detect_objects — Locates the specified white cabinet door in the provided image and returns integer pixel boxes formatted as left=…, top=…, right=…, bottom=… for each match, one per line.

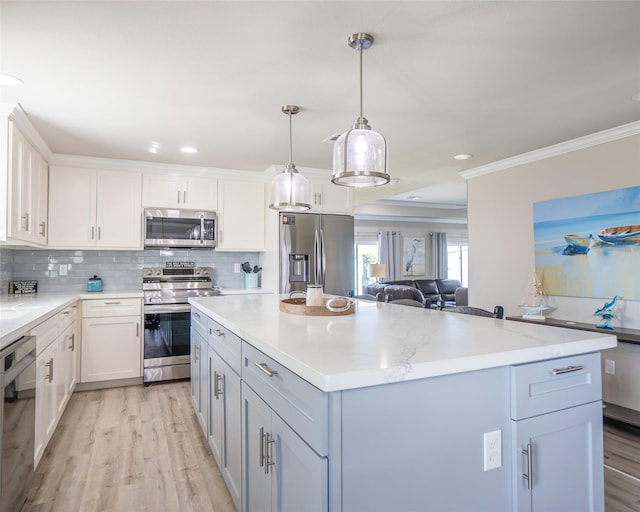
left=49, top=166, right=142, bottom=249
left=48, top=166, right=97, bottom=247
left=217, top=179, right=265, bottom=251
left=81, top=316, right=142, bottom=382
left=96, top=169, right=142, bottom=248
left=143, top=174, right=217, bottom=210
left=7, top=123, right=48, bottom=245
left=185, top=177, right=218, bottom=210
left=307, top=174, right=353, bottom=215
left=35, top=341, right=57, bottom=465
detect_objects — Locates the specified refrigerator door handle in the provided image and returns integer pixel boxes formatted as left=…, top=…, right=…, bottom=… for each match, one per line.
left=320, top=228, right=326, bottom=285
left=314, top=229, right=322, bottom=284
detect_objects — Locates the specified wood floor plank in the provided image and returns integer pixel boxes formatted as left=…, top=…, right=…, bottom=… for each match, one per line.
left=22, top=381, right=233, bottom=512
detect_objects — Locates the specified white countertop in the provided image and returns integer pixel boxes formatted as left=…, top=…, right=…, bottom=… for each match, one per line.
left=0, top=291, right=143, bottom=350
left=218, top=288, right=274, bottom=295
left=190, top=294, right=617, bottom=392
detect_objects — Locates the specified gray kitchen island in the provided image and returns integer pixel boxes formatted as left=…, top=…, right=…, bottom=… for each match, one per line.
left=190, top=294, right=617, bottom=512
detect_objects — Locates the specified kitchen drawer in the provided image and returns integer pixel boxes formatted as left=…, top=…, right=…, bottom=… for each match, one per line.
left=58, top=302, right=78, bottom=331
left=242, top=341, right=328, bottom=455
left=191, top=307, right=207, bottom=339
left=82, top=298, right=141, bottom=318
left=208, top=317, right=241, bottom=375
left=30, top=314, right=59, bottom=355
left=511, top=352, right=601, bottom=420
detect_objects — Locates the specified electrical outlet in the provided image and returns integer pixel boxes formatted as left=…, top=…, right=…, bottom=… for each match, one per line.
left=234, top=263, right=241, bottom=273
left=59, top=264, right=68, bottom=276
left=483, top=430, right=502, bottom=471
left=605, top=359, right=615, bottom=375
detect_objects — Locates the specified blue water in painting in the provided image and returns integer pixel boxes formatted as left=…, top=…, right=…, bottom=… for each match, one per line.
left=534, top=211, right=639, bottom=252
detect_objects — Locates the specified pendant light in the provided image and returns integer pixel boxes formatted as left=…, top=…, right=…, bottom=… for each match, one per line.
left=332, top=33, right=389, bottom=187
left=269, top=105, right=311, bottom=211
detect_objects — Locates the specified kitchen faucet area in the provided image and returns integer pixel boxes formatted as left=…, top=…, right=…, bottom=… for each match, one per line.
left=2, top=1, right=640, bottom=511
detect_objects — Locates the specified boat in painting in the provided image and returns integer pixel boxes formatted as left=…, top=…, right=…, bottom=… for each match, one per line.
left=563, top=234, right=593, bottom=254
left=598, top=225, right=640, bottom=244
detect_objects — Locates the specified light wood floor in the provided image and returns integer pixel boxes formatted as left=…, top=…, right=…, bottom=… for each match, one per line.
left=22, top=383, right=640, bottom=512
left=21, top=381, right=235, bottom=512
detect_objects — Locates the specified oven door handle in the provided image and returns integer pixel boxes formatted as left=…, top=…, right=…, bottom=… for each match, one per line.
left=144, top=304, right=192, bottom=314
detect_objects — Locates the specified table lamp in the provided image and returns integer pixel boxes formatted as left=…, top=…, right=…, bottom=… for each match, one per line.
left=369, top=263, right=387, bottom=283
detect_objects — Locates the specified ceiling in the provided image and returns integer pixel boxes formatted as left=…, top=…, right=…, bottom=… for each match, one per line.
left=1, top=1, right=639, bottom=208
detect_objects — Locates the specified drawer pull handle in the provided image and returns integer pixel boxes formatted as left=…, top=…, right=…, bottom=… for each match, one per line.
left=193, top=312, right=200, bottom=318
left=104, top=301, right=122, bottom=305
left=255, top=362, right=278, bottom=377
left=213, top=329, right=225, bottom=337
left=521, top=443, right=533, bottom=490
left=552, top=365, right=584, bottom=375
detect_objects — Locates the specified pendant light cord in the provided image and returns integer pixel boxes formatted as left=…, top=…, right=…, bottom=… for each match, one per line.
left=288, top=109, right=293, bottom=165
left=359, top=39, right=364, bottom=122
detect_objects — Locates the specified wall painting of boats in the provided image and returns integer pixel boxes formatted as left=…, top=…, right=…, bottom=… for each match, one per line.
left=533, top=185, right=640, bottom=300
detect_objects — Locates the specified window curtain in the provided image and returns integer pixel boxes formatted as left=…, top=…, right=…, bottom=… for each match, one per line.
left=378, top=231, right=401, bottom=282
left=430, top=232, right=448, bottom=279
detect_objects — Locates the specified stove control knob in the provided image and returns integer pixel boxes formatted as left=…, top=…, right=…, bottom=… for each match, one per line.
left=195, top=269, right=201, bottom=275
left=155, top=270, right=162, bottom=276
left=202, top=268, right=210, bottom=275
left=143, top=269, right=153, bottom=277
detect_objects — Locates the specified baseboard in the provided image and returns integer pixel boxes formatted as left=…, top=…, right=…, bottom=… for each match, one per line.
left=74, top=377, right=143, bottom=392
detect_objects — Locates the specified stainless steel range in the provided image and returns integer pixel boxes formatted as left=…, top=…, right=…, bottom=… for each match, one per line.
left=143, top=265, right=219, bottom=383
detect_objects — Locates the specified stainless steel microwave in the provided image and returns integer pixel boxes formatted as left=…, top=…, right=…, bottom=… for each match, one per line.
left=144, top=208, right=217, bottom=248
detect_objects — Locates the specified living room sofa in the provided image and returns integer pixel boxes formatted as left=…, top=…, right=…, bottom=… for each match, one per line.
left=364, top=278, right=463, bottom=307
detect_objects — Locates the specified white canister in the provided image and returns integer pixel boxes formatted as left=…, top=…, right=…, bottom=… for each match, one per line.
left=306, top=284, right=324, bottom=307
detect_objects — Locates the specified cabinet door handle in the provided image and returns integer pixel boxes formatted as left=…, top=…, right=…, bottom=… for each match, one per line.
left=255, top=362, right=278, bottom=377
left=183, top=190, right=187, bottom=204
left=551, top=365, right=584, bottom=375
left=97, top=226, right=101, bottom=241
left=265, top=432, right=275, bottom=474
left=178, top=190, right=181, bottom=204
left=136, top=322, right=139, bottom=337
left=45, top=357, right=54, bottom=383
left=521, top=443, right=533, bottom=490
left=39, top=221, right=46, bottom=237
left=21, top=212, right=29, bottom=231
left=68, top=333, right=75, bottom=351
left=259, top=426, right=266, bottom=468
left=91, top=226, right=95, bottom=240
left=213, top=371, right=224, bottom=399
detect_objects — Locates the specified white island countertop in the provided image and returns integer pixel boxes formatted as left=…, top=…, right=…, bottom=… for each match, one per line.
left=1, top=291, right=143, bottom=350
left=190, top=294, right=617, bottom=392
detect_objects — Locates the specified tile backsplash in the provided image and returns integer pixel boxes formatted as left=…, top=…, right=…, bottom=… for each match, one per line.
left=5, top=248, right=258, bottom=293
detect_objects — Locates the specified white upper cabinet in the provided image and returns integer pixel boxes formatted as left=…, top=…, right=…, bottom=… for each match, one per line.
left=142, top=173, right=218, bottom=210
left=305, top=172, right=353, bottom=215
left=48, top=166, right=142, bottom=249
left=216, top=178, right=265, bottom=251
left=7, top=121, right=49, bottom=245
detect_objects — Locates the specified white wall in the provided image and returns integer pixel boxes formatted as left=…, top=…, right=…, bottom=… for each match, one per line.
left=466, top=130, right=640, bottom=411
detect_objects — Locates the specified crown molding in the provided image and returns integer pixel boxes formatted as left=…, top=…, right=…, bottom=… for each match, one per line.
left=2, top=103, right=52, bottom=159
left=460, top=120, right=640, bottom=180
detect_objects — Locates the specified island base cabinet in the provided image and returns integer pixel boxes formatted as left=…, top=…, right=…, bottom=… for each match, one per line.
left=241, top=382, right=328, bottom=512
left=208, top=350, right=241, bottom=511
left=512, top=401, right=604, bottom=512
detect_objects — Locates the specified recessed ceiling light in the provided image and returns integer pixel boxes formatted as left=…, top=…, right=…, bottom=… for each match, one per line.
left=407, top=195, right=422, bottom=201
left=454, top=153, right=473, bottom=160
left=0, top=73, right=24, bottom=86
left=180, top=146, right=198, bottom=154
left=148, top=141, right=161, bottom=154
left=389, top=178, right=400, bottom=185
left=632, top=91, right=640, bottom=101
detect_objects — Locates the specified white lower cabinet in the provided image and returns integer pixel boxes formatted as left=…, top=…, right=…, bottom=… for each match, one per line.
left=190, top=326, right=208, bottom=434
left=81, top=298, right=142, bottom=383
left=32, top=302, right=79, bottom=466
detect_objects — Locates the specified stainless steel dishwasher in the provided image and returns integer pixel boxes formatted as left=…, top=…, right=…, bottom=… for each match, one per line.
left=0, top=335, right=36, bottom=512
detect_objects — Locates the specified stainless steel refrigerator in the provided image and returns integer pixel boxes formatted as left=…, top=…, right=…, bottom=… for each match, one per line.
left=279, top=212, right=354, bottom=297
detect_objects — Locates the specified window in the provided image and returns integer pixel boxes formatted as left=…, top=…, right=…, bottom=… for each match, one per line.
left=447, top=242, right=468, bottom=286
left=356, top=242, right=379, bottom=295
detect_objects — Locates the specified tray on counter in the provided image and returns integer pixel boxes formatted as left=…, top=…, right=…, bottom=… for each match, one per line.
left=279, top=297, right=355, bottom=316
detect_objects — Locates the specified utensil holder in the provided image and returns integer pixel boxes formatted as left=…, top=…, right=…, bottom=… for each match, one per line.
left=245, top=273, right=259, bottom=289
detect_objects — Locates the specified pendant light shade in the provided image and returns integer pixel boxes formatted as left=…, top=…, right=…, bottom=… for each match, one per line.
left=269, top=105, right=311, bottom=211
left=332, top=33, right=389, bottom=188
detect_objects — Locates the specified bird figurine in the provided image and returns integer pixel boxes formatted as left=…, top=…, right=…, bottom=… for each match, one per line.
left=594, top=296, right=619, bottom=330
